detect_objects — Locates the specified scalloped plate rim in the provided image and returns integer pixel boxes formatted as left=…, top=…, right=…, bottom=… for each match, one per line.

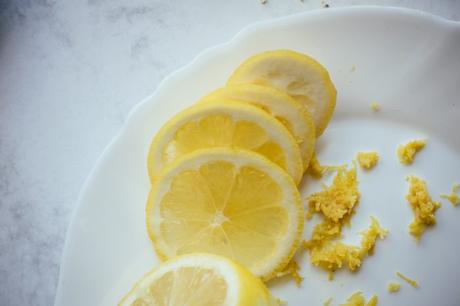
left=55, top=6, right=460, bottom=306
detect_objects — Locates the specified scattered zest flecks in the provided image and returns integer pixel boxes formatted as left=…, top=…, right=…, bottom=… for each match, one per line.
left=406, top=176, right=441, bottom=240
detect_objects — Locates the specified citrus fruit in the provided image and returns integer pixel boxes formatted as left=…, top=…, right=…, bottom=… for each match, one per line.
left=201, top=84, right=315, bottom=171
left=228, top=49, right=337, bottom=136
left=146, top=148, right=303, bottom=280
left=148, top=100, right=303, bottom=184
left=119, top=253, right=279, bottom=306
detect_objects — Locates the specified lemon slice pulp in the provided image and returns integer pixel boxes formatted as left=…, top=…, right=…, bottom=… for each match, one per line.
left=201, top=84, right=315, bottom=171
left=148, top=100, right=303, bottom=184
left=119, top=253, right=279, bottom=306
left=146, top=148, right=303, bottom=280
left=228, top=49, right=337, bottom=136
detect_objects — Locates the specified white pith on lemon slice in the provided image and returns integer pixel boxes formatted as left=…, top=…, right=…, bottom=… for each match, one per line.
left=146, top=148, right=304, bottom=280
left=200, top=84, right=315, bottom=171
left=227, top=49, right=337, bottom=136
left=119, top=253, right=280, bottom=306
left=147, top=100, right=303, bottom=184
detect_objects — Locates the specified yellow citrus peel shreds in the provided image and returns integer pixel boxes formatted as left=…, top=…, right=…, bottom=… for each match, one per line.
left=305, top=218, right=388, bottom=272
left=356, top=152, right=379, bottom=170
left=307, top=153, right=346, bottom=179
left=304, top=165, right=388, bottom=274
left=308, top=241, right=361, bottom=272
left=274, top=259, right=303, bottom=287
left=406, top=176, right=441, bottom=240
left=370, top=102, right=380, bottom=112
left=396, top=272, right=419, bottom=288
left=387, top=282, right=401, bottom=293
left=397, top=139, right=426, bottom=165
left=441, top=183, right=460, bottom=206
left=307, top=165, right=360, bottom=222
left=359, top=217, right=389, bottom=257
left=340, top=292, right=378, bottom=306
left=323, top=297, right=333, bottom=306
left=307, top=153, right=326, bottom=178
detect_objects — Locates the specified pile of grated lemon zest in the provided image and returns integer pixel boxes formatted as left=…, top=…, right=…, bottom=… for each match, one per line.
left=406, top=176, right=441, bottom=240
left=309, top=241, right=362, bottom=272
left=307, top=165, right=360, bottom=223
left=275, top=259, right=303, bottom=287
left=396, top=272, right=419, bottom=288
left=304, top=221, right=342, bottom=248
left=370, top=102, right=380, bottom=112
left=356, top=152, right=379, bottom=170
left=340, top=292, right=378, bottom=306
left=305, top=217, right=387, bottom=274
left=397, top=139, right=426, bottom=165
left=440, top=183, right=460, bottom=206
left=304, top=164, right=388, bottom=274
left=387, top=282, right=401, bottom=293
left=324, top=297, right=333, bottom=306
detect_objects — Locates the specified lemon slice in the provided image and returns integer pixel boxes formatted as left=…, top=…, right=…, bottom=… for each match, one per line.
left=201, top=84, right=315, bottom=171
left=148, top=100, right=303, bottom=184
left=119, top=253, right=279, bottom=306
left=228, top=49, right=337, bottom=136
left=146, top=148, right=303, bottom=280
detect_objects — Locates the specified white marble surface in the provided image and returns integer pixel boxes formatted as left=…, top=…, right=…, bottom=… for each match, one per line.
left=0, top=1, right=458, bottom=305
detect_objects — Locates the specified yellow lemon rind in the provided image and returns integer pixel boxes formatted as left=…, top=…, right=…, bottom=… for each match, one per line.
left=199, top=83, right=316, bottom=171
left=146, top=148, right=304, bottom=281
left=119, top=253, right=277, bottom=306
left=147, top=100, right=303, bottom=184
left=228, top=49, right=336, bottom=136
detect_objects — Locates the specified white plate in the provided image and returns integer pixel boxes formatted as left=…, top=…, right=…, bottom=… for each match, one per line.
left=55, top=7, right=460, bottom=306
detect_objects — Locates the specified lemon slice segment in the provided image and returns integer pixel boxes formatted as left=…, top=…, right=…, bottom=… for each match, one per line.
left=228, top=49, right=337, bottom=136
left=119, top=253, right=279, bottom=306
left=201, top=84, right=315, bottom=171
left=148, top=100, right=303, bottom=184
left=146, top=148, right=303, bottom=280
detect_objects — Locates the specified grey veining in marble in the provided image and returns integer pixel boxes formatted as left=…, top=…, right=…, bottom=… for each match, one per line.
left=0, top=0, right=458, bottom=305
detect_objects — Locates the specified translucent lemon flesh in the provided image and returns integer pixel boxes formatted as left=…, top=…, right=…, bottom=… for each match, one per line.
left=228, top=49, right=337, bottom=136
left=119, top=253, right=278, bottom=306
left=148, top=100, right=303, bottom=184
left=147, top=149, right=303, bottom=280
left=201, top=84, right=315, bottom=171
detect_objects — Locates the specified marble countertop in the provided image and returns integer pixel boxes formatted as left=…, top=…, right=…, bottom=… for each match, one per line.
left=0, top=1, right=458, bottom=305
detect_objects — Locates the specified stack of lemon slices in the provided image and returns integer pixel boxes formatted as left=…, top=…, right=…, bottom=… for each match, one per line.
left=120, top=50, right=337, bottom=306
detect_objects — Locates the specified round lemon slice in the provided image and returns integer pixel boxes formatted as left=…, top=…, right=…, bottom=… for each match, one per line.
left=227, top=49, right=337, bottom=136
left=119, top=253, right=279, bottom=306
left=146, top=148, right=304, bottom=280
left=201, top=84, right=315, bottom=171
left=148, top=100, right=303, bottom=184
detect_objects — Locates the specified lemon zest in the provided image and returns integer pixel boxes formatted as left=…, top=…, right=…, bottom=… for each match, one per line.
left=387, top=282, right=401, bottom=293
left=356, top=152, right=379, bottom=170
left=370, top=102, right=380, bottom=112
left=307, top=165, right=360, bottom=223
left=307, top=153, right=345, bottom=179
left=406, top=176, right=441, bottom=240
left=396, top=272, right=419, bottom=288
left=397, top=139, right=426, bottom=165
left=340, top=292, right=378, bottom=306
left=440, top=183, right=460, bottom=206
left=275, top=259, right=303, bottom=287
